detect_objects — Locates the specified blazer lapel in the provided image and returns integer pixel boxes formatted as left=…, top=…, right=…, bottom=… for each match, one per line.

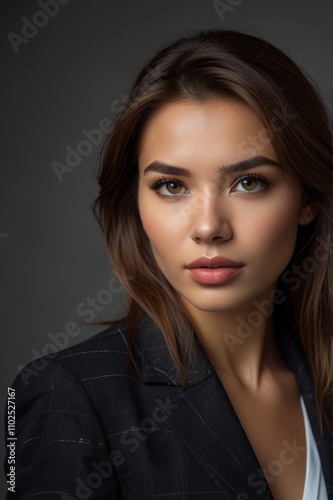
left=134, top=313, right=273, bottom=497
left=134, top=309, right=333, bottom=497
left=276, top=311, right=333, bottom=497
left=162, top=374, right=273, bottom=498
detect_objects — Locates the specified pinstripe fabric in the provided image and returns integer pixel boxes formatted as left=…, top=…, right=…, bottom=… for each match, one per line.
left=4, top=309, right=333, bottom=499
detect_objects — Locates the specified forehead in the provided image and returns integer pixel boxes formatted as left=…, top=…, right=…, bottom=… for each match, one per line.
left=138, top=99, right=277, bottom=169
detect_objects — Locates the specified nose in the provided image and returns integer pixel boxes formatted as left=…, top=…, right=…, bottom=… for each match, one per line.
left=189, top=195, right=232, bottom=244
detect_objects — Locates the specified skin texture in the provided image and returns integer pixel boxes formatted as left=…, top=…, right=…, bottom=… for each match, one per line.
left=138, top=98, right=317, bottom=380
left=137, top=99, right=318, bottom=500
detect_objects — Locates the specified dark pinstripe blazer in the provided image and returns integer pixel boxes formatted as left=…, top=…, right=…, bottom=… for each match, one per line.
left=4, top=309, right=333, bottom=499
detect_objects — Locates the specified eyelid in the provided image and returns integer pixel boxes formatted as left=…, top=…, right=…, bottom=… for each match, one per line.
left=230, top=172, right=273, bottom=193
left=148, top=176, right=189, bottom=196
left=148, top=172, right=273, bottom=198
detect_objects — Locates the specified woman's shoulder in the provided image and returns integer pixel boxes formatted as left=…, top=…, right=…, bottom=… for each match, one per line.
left=12, top=311, right=173, bottom=403
left=12, top=316, right=135, bottom=399
left=7, top=320, right=132, bottom=498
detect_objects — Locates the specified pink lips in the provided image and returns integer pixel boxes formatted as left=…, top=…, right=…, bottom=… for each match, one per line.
left=185, top=256, right=244, bottom=285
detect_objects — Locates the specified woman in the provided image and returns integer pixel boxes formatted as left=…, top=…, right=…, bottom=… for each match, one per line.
left=6, top=30, right=333, bottom=499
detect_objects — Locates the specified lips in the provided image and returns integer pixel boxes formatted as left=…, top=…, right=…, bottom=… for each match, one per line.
left=186, top=256, right=244, bottom=269
left=185, top=257, right=244, bottom=285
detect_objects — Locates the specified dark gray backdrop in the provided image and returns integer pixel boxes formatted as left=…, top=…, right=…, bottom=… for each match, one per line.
left=1, top=0, right=333, bottom=495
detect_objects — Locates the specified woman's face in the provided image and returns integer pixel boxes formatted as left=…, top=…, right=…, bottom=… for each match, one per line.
left=137, top=99, right=315, bottom=315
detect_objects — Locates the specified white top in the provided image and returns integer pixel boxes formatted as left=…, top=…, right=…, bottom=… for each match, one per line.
left=300, top=396, right=328, bottom=499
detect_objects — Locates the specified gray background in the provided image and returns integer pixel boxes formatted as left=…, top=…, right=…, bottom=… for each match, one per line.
left=1, top=0, right=333, bottom=495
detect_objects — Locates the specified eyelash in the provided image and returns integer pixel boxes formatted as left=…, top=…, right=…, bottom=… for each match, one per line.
left=148, top=173, right=273, bottom=199
left=148, top=177, right=187, bottom=199
left=232, top=173, right=273, bottom=193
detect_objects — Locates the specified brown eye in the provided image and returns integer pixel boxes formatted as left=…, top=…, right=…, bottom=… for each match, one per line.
left=165, top=181, right=183, bottom=194
left=241, top=178, right=259, bottom=191
left=233, top=175, right=268, bottom=193
left=153, top=179, right=187, bottom=198
left=150, top=177, right=188, bottom=198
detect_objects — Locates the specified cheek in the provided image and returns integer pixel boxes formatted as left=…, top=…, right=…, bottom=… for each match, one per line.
left=242, top=197, right=301, bottom=266
left=138, top=192, right=185, bottom=252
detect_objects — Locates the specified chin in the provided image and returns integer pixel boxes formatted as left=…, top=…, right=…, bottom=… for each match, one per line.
left=178, top=292, right=249, bottom=314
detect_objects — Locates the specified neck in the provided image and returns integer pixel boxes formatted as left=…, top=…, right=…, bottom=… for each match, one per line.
left=181, top=297, right=286, bottom=391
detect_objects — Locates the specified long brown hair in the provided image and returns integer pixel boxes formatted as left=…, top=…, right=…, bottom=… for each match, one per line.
left=93, top=30, right=333, bottom=430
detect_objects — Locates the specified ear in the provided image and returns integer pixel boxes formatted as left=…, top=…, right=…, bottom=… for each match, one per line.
left=298, top=195, right=319, bottom=225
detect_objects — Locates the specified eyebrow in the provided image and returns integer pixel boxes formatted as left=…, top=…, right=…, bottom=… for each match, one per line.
left=143, top=155, right=280, bottom=177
